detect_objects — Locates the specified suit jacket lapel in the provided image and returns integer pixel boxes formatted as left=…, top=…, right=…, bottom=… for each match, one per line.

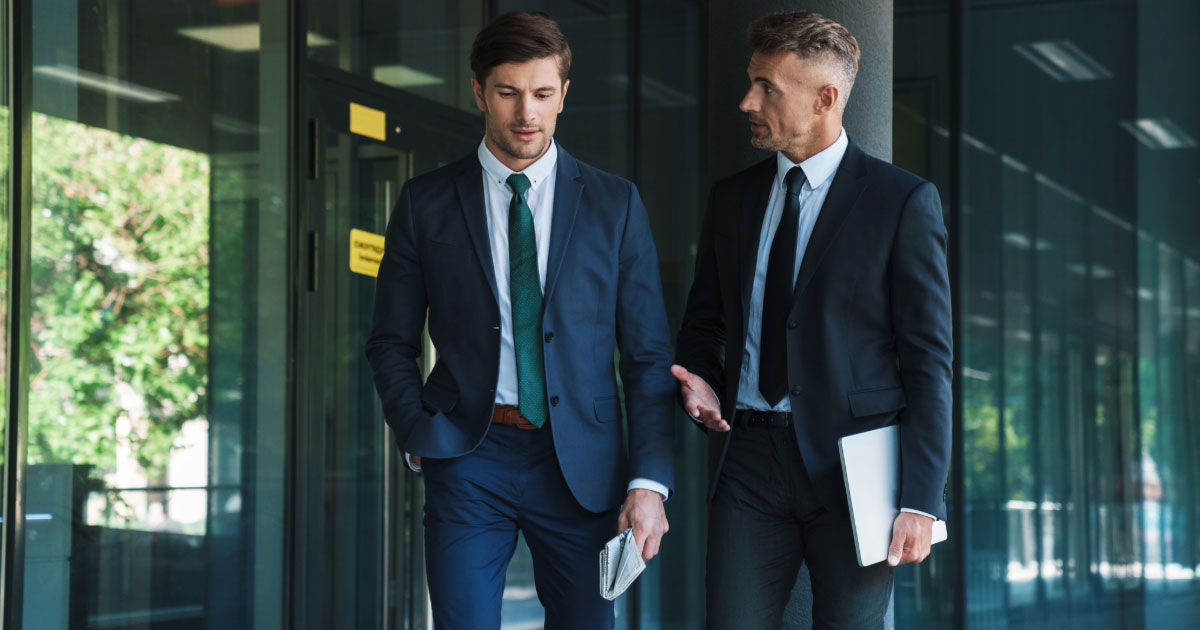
left=738, top=158, right=776, bottom=328
left=543, top=147, right=583, bottom=306
left=790, top=140, right=870, bottom=305
left=453, top=159, right=500, bottom=304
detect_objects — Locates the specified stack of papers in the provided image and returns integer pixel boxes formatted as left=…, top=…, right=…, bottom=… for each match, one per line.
left=599, top=527, right=645, bottom=600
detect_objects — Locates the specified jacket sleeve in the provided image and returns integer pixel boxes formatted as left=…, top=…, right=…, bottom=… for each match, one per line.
left=674, top=186, right=728, bottom=421
left=365, top=182, right=429, bottom=453
left=616, top=183, right=677, bottom=493
left=890, top=180, right=954, bottom=520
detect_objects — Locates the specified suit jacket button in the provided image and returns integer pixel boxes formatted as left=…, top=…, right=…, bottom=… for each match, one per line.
left=790, top=386, right=803, bottom=396
left=788, top=320, right=798, bottom=329
left=550, top=396, right=560, bottom=406
left=544, top=332, right=554, bottom=342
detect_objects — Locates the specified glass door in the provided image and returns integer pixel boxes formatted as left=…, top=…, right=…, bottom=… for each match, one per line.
left=295, top=63, right=479, bottom=630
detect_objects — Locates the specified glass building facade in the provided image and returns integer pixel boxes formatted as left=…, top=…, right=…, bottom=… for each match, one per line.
left=0, top=1, right=1195, bottom=629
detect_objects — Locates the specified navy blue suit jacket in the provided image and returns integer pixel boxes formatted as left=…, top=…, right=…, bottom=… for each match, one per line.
left=676, top=140, right=953, bottom=520
left=366, top=145, right=676, bottom=513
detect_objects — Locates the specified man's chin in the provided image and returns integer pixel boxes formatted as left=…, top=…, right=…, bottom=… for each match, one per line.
left=749, top=136, right=777, bottom=151
left=500, top=139, right=548, bottom=160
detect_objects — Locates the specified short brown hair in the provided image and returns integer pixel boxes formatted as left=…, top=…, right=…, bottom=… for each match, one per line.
left=748, top=11, right=860, bottom=102
left=470, top=11, right=572, bottom=85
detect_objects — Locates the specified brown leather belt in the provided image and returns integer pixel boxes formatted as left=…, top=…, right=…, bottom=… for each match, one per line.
left=492, top=404, right=539, bottom=430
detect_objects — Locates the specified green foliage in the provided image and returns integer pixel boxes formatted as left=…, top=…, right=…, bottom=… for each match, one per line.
left=28, top=113, right=210, bottom=482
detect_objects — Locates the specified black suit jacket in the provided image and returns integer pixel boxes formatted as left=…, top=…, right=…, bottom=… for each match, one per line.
left=676, top=140, right=953, bottom=520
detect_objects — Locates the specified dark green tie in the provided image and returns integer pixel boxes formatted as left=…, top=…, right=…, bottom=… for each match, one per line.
left=506, top=173, right=548, bottom=427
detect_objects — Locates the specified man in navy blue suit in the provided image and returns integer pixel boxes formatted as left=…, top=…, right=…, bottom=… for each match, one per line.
left=672, top=11, right=952, bottom=629
left=366, top=11, right=675, bottom=630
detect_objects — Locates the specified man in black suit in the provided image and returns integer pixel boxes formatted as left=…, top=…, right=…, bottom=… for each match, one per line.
left=671, top=11, right=952, bottom=629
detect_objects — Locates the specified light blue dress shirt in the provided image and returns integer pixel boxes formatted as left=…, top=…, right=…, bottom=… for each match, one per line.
left=736, top=128, right=848, bottom=412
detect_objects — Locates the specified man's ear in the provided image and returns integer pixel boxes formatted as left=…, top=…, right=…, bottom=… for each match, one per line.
left=472, top=77, right=487, bottom=113
left=816, top=84, right=839, bottom=115
left=558, top=79, right=570, bottom=114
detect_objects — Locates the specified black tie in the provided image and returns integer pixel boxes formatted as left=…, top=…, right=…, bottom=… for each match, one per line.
left=758, top=166, right=807, bottom=407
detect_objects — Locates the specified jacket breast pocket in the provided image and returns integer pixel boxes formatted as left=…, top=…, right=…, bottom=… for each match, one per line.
left=847, top=386, right=906, bottom=418
left=427, top=238, right=472, bottom=252
left=593, top=396, right=620, bottom=423
left=421, top=378, right=459, bottom=415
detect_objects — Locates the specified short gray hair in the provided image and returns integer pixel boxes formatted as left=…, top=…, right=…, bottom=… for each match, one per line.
left=747, top=11, right=860, bottom=111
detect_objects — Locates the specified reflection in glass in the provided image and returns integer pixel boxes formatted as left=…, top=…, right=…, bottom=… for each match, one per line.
left=23, top=1, right=287, bottom=627
left=307, top=0, right=485, bottom=113
left=896, top=0, right=1200, bottom=626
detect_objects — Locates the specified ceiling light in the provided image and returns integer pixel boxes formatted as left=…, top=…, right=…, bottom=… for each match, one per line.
left=179, top=23, right=335, bottom=52
left=1003, top=233, right=1031, bottom=249
left=961, top=133, right=996, bottom=155
left=34, top=64, right=180, bottom=103
left=212, top=113, right=262, bottom=135
left=1013, top=40, right=1112, bottom=82
left=372, top=64, right=444, bottom=88
left=962, top=367, right=992, bottom=382
left=1120, top=117, right=1197, bottom=150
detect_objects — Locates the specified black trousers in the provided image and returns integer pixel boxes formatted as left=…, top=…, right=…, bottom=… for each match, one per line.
left=706, top=423, right=893, bottom=630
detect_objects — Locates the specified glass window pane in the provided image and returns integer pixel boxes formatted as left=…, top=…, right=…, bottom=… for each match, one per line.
left=307, top=0, right=485, bottom=113
left=898, top=0, right=1200, bottom=626
left=0, top=0, right=8, bottom=589
left=23, top=1, right=288, bottom=628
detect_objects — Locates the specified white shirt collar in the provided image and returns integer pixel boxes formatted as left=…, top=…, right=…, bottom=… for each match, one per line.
left=477, top=138, right=559, bottom=192
left=774, top=127, right=848, bottom=191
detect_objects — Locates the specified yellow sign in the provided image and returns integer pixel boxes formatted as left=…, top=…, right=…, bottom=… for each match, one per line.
left=350, top=229, right=386, bottom=277
left=349, top=102, right=387, bottom=141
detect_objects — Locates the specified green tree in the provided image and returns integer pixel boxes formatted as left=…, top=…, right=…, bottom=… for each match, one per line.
left=28, top=113, right=209, bottom=485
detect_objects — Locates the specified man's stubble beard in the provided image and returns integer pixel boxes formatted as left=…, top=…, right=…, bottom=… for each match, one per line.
left=749, top=126, right=805, bottom=154
left=485, top=111, right=551, bottom=162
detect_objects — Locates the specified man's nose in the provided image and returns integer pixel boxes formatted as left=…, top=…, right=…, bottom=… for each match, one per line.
left=515, top=95, right=537, bottom=124
left=738, top=89, right=757, bottom=113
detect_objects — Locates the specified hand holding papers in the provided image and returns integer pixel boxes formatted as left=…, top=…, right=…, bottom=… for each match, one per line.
left=599, top=527, right=645, bottom=600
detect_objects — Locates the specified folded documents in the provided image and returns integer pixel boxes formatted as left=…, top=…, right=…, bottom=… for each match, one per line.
left=839, top=425, right=948, bottom=566
left=599, top=527, right=645, bottom=600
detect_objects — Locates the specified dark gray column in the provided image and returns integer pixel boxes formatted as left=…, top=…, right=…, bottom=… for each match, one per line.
left=707, top=0, right=893, bottom=184
left=704, top=2, right=894, bottom=629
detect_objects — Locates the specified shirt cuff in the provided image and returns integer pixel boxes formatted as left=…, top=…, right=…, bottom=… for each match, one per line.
left=900, top=507, right=937, bottom=520
left=628, top=478, right=669, bottom=501
left=404, top=452, right=421, bottom=472
left=685, top=382, right=723, bottom=426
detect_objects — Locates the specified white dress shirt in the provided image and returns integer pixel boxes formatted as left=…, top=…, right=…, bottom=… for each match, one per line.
left=408, top=139, right=668, bottom=501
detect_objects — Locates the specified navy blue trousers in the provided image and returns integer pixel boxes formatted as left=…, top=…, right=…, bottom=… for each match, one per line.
left=422, top=423, right=617, bottom=629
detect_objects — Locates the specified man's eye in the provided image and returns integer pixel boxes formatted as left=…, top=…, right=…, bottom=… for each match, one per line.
left=499, top=91, right=515, bottom=97
left=764, top=85, right=775, bottom=94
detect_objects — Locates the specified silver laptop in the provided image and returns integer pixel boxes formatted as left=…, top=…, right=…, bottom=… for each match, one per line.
left=838, top=425, right=948, bottom=567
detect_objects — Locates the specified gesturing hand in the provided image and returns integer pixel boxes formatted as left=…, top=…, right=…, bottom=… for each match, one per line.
left=618, top=488, right=669, bottom=562
left=670, top=364, right=729, bottom=432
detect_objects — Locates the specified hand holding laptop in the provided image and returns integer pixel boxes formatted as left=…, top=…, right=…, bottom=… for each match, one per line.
left=887, top=511, right=939, bottom=566
left=839, top=425, right=948, bottom=567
